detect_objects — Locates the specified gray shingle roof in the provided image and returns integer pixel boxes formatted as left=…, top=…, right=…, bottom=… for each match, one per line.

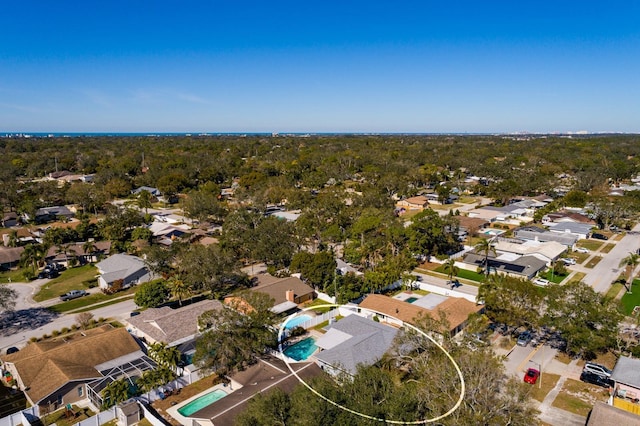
left=314, top=315, right=397, bottom=375
left=611, top=356, right=640, bottom=389
left=96, top=253, right=146, bottom=276
left=513, top=229, right=578, bottom=246
left=126, top=300, right=223, bottom=346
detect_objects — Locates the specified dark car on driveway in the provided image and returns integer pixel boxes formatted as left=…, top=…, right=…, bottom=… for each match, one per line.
left=580, top=371, right=614, bottom=388
left=591, top=233, right=608, bottom=240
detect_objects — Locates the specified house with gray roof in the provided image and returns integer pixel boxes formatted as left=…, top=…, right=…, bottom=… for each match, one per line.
left=611, top=356, right=640, bottom=403
left=125, top=300, right=222, bottom=348
left=462, top=251, right=547, bottom=280
left=313, top=314, right=397, bottom=376
left=547, top=222, right=593, bottom=240
left=132, top=186, right=161, bottom=197
left=513, top=228, right=578, bottom=247
left=96, top=253, right=152, bottom=290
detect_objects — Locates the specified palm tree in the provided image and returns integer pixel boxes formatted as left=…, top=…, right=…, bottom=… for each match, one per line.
left=475, top=238, right=497, bottom=277
left=101, top=378, right=132, bottom=409
left=20, top=243, right=45, bottom=271
left=443, top=258, right=459, bottom=284
left=619, top=252, right=640, bottom=293
left=168, top=275, right=191, bottom=306
left=82, top=240, right=98, bottom=263
left=136, top=370, right=159, bottom=394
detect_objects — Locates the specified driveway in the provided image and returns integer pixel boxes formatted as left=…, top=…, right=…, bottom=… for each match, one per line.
left=582, top=224, right=640, bottom=293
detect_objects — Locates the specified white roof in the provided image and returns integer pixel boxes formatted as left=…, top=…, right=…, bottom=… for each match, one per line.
left=315, top=328, right=352, bottom=350
left=494, top=239, right=566, bottom=260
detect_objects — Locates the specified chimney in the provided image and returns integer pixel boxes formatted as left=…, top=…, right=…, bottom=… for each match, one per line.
left=285, top=289, right=295, bottom=303
left=2, top=234, right=9, bottom=247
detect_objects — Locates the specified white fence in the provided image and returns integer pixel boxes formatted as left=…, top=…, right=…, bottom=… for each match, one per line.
left=74, top=407, right=116, bottom=426
left=0, top=406, right=38, bottom=426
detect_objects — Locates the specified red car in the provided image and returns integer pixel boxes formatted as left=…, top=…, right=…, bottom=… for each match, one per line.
left=524, top=368, right=540, bottom=385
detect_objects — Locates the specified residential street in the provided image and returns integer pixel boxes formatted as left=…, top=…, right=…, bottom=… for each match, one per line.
left=580, top=223, right=640, bottom=293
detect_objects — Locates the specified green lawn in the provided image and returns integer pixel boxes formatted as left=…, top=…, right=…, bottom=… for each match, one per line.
left=541, top=270, right=567, bottom=284
left=0, top=268, right=28, bottom=284
left=302, top=298, right=336, bottom=313
left=584, top=256, right=603, bottom=269
left=33, top=265, right=98, bottom=302
left=434, top=266, right=485, bottom=283
left=49, top=287, right=137, bottom=314
left=620, top=280, right=640, bottom=315
left=600, top=243, right=615, bottom=254
left=606, top=283, right=624, bottom=300
left=578, top=240, right=604, bottom=251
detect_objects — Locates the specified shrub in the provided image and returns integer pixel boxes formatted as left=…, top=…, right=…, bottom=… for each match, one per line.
left=30, top=337, right=38, bottom=343
left=98, top=317, right=105, bottom=323
left=51, top=330, right=60, bottom=337
left=42, top=334, right=50, bottom=340
left=61, top=327, right=70, bottom=334
left=71, top=324, right=79, bottom=330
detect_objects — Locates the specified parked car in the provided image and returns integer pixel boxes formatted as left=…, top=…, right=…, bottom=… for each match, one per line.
left=517, top=331, right=533, bottom=347
left=38, top=269, right=59, bottom=279
left=583, top=362, right=612, bottom=378
left=561, top=258, right=576, bottom=265
left=580, top=371, right=614, bottom=388
left=60, top=290, right=88, bottom=301
left=591, top=233, right=608, bottom=240
left=524, top=368, right=540, bottom=385
left=5, top=347, right=19, bottom=355
left=575, top=247, right=589, bottom=254
left=533, top=278, right=550, bottom=287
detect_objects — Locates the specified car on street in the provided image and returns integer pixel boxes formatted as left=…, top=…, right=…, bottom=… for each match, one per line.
left=575, top=247, right=589, bottom=254
left=524, top=368, right=540, bottom=385
left=580, top=371, right=614, bottom=388
left=591, top=233, right=608, bottom=240
left=5, top=347, right=19, bottom=355
left=583, top=362, right=612, bottom=378
left=532, top=278, right=549, bottom=287
left=60, top=290, right=88, bottom=301
left=517, top=331, right=533, bottom=347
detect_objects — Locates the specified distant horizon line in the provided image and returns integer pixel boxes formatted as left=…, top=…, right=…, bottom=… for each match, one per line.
left=2, top=131, right=639, bottom=138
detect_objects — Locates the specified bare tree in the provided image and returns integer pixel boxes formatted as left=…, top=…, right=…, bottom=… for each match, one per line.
left=76, top=312, right=94, bottom=330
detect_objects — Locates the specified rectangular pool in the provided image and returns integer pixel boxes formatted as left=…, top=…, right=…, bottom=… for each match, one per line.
left=177, top=389, right=228, bottom=416
left=406, top=297, right=419, bottom=303
left=284, top=314, right=312, bottom=329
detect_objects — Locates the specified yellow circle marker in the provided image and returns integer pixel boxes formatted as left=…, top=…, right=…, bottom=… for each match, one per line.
left=278, top=304, right=465, bottom=424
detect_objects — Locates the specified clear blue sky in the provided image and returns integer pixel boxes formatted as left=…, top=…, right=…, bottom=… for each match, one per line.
left=1, top=1, right=639, bottom=133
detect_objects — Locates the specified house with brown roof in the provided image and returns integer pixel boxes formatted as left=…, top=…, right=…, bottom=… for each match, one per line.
left=0, top=246, right=24, bottom=270
left=359, top=294, right=484, bottom=336
left=396, top=195, right=429, bottom=211
left=45, top=241, right=111, bottom=266
left=0, top=325, right=154, bottom=413
left=243, top=274, right=315, bottom=314
left=125, top=299, right=223, bottom=371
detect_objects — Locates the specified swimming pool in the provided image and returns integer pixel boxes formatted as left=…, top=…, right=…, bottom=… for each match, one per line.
left=406, top=297, right=419, bottom=303
left=284, top=314, right=312, bottom=329
left=178, top=389, right=228, bottom=416
left=284, top=337, right=317, bottom=361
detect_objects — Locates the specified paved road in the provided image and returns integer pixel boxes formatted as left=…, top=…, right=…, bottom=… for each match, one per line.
left=0, top=279, right=137, bottom=353
left=581, top=224, right=640, bottom=293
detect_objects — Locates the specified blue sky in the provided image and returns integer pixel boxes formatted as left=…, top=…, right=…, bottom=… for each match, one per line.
left=1, top=1, right=639, bottom=133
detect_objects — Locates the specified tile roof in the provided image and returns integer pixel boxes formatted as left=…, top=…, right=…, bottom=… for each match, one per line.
left=125, top=300, right=223, bottom=345
left=0, top=326, right=141, bottom=404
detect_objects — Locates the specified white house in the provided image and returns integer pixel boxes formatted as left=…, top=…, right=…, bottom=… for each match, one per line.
left=96, top=253, right=153, bottom=290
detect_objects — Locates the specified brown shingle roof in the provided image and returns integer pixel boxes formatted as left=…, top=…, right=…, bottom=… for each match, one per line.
left=125, top=300, right=223, bottom=345
left=250, top=276, right=314, bottom=305
left=0, top=325, right=141, bottom=404
left=359, top=294, right=483, bottom=333
left=0, top=247, right=24, bottom=265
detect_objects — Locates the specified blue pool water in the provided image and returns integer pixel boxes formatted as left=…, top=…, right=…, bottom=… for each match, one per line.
left=178, top=389, right=228, bottom=416
left=284, top=314, right=312, bottom=329
left=284, top=337, right=317, bottom=361
left=406, top=297, right=419, bottom=303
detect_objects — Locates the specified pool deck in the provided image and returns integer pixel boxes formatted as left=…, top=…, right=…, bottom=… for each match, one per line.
left=175, top=356, right=324, bottom=425
left=392, top=291, right=422, bottom=303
